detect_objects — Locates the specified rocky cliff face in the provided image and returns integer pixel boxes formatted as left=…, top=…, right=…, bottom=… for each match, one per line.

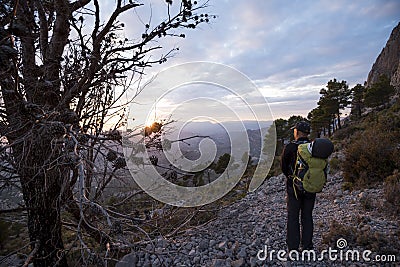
left=366, top=22, right=400, bottom=91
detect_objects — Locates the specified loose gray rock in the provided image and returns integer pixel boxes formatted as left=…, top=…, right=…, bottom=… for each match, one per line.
left=232, top=258, right=245, bottom=267
left=211, top=258, right=226, bottom=267
left=114, top=173, right=399, bottom=267
left=238, top=247, right=247, bottom=258
left=199, top=239, right=209, bottom=251
left=116, top=253, right=139, bottom=267
left=188, top=248, right=196, bottom=256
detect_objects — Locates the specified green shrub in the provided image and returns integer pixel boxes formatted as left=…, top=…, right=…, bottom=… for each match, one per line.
left=359, top=194, right=374, bottom=211
left=322, top=220, right=356, bottom=248
left=343, top=104, right=400, bottom=186
left=341, top=181, right=353, bottom=191
left=328, top=156, right=341, bottom=173
left=322, top=219, right=399, bottom=254
left=384, top=170, right=400, bottom=215
left=343, top=128, right=397, bottom=187
left=213, top=153, right=231, bottom=174
left=267, top=156, right=281, bottom=178
left=332, top=124, right=361, bottom=140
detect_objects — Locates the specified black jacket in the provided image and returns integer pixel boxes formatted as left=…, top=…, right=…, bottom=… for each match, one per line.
left=281, top=137, right=310, bottom=187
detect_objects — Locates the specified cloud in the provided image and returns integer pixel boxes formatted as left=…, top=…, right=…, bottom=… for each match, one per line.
left=119, top=0, right=400, bottom=120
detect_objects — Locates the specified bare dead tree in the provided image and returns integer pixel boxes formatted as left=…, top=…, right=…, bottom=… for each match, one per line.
left=0, top=0, right=213, bottom=266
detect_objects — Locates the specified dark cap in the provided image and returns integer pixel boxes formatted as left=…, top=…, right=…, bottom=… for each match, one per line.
left=291, top=121, right=311, bottom=134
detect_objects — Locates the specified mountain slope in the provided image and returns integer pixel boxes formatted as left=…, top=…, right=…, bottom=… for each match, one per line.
left=116, top=173, right=400, bottom=266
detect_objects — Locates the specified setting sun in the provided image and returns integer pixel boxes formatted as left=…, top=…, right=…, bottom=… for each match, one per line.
left=145, top=120, right=154, bottom=127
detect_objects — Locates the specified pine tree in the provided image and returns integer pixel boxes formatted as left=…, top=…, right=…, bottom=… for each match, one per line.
left=364, top=75, right=395, bottom=108
left=350, top=83, right=365, bottom=118
left=318, top=79, right=351, bottom=132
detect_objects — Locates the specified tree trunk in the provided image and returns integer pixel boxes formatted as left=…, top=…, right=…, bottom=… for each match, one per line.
left=328, top=123, right=332, bottom=137
left=337, top=112, right=342, bottom=129
left=22, top=176, right=67, bottom=267
left=0, top=36, right=67, bottom=265
left=357, top=105, right=362, bottom=118
left=14, top=126, right=68, bottom=267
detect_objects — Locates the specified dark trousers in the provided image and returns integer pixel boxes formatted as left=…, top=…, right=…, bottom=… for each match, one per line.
left=286, top=183, right=316, bottom=251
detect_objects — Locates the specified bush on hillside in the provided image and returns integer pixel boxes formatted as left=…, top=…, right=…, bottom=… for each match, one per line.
left=322, top=220, right=356, bottom=248
left=322, top=219, right=399, bottom=254
left=384, top=170, right=400, bottom=215
left=364, top=75, right=395, bottom=108
left=343, top=128, right=397, bottom=186
left=267, top=156, right=281, bottom=178
left=328, top=156, right=341, bottom=173
left=342, top=103, right=400, bottom=187
left=332, top=124, right=361, bottom=140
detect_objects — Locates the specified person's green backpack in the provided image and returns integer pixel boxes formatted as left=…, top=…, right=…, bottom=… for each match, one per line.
left=292, top=138, right=334, bottom=197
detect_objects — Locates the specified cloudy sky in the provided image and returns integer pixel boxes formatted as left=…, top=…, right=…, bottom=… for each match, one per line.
left=111, top=0, right=400, bottom=123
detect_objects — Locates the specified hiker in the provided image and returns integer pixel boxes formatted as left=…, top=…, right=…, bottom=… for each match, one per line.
left=281, top=121, right=315, bottom=252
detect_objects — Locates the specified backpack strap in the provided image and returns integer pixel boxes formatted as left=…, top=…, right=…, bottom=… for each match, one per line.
left=292, top=139, right=309, bottom=145
left=288, top=139, right=309, bottom=175
left=292, top=176, right=302, bottom=200
left=290, top=142, right=310, bottom=200
left=291, top=154, right=305, bottom=200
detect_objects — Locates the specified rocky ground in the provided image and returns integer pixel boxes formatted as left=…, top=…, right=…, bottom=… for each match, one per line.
left=116, top=172, right=399, bottom=267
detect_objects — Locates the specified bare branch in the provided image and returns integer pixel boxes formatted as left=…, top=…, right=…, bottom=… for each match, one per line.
left=22, top=239, right=39, bottom=267
left=69, top=0, right=91, bottom=13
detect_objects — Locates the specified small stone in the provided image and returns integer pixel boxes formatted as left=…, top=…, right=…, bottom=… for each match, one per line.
left=193, top=256, right=201, bottom=264
left=211, top=259, right=226, bottom=267
left=336, top=189, right=343, bottom=197
left=188, top=249, right=196, bottom=256
left=157, top=238, right=168, bottom=248
left=154, top=247, right=164, bottom=254
left=251, top=238, right=261, bottom=247
left=232, top=258, right=244, bottom=267
left=199, top=239, right=209, bottom=251
left=238, top=247, right=247, bottom=258
left=231, top=241, right=239, bottom=251
left=116, top=253, right=139, bottom=267
left=217, top=241, right=227, bottom=250
left=217, top=250, right=225, bottom=257
left=152, top=258, right=160, bottom=267
left=164, top=258, right=172, bottom=266
left=361, top=225, right=370, bottom=232
left=209, top=239, right=217, bottom=247
left=225, top=248, right=234, bottom=258
left=185, top=243, right=193, bottom=250
left=249, top=257, right=258, bottom=267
